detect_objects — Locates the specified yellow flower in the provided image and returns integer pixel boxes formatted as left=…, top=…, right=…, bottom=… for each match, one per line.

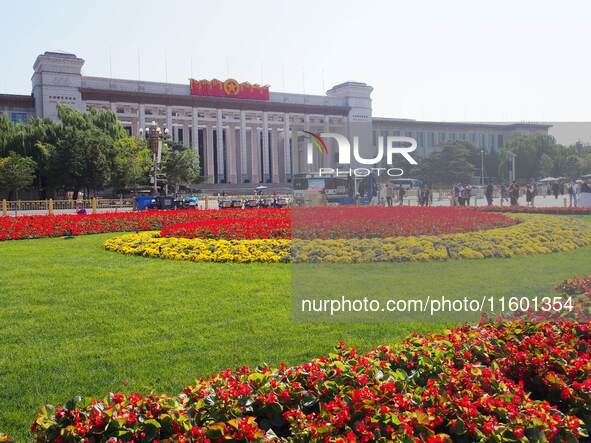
left=103, top=214, right=591, bottom=264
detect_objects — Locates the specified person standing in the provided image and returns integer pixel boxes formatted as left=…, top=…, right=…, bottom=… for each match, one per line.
left=398, top=186, right=406, bottom=206
left=451, top=183, right=460, bottom=206
left=457, top=184, right=465, bottom=206
left=568, top=179, right=578, bottom=208
left=485, top=183, right=494, bottom=206
left=526, top=183, right=534, bottom=207
left=509, top=181, right=519, bottom=206
left=464, top=184, right=472, bottom=206
left=552, top=181, right=560, bottom=199
left=386, top=184, right=394, bottom=207
left=500, top=184, right=508, bottom=206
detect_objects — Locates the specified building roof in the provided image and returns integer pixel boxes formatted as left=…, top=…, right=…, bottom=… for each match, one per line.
left=81, top=88, right=351, bottom=116
left=372, top=116, right=552, bottom=130
left=0, top=94, right=35, bottom=108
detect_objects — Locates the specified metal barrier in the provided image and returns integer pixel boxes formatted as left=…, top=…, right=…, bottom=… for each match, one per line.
left=1, top=198, right=134, bottom=216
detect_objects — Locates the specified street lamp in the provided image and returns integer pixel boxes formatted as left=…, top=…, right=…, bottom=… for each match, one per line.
left=507, top=152, right=517, bottom=183
left=139, top=121, right=169, bottom=195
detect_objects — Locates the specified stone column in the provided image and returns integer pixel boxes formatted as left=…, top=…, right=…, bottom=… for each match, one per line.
left=166, top=107, right=173, bottom=140
left=283, top=113, right=291, bottom=181
left=250, top=126, right=260, bottom=183
left=240, top=111, right=248, bottom=183
left=291, top=123, right=300, bottom=175
left=271, top=127, right=280, bottom=184
left=205, top=124, right=215, bottom=183
left=323, top=116, right=330, bottom=168
left=226, top=124, right=237, bottom=184
left=216, top=109, right=225, bottom=183
left=138, top=104, right=145, bottom=136
left=262, top=112, right=269, bottom=182
left=304, top=114, right=312, bottom=172
left=192, top=108, right=199, bottom=152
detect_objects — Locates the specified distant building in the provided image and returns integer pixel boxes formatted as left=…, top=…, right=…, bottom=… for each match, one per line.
left=0, top=51, right=550, bottom=191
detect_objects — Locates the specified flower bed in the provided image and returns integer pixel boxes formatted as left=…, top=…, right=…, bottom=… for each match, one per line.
left=0, top=207, right=517, bottom=241
left=293, top=214, right=591, bottom=262
left=160, top=218, right=290, bottom=240
left=105, top=214, right=591, bottom=263
left=31, top=278, right=591, bottom=442
left=104, top=233, right=291, bottom=263
left=479, top=206, right=591, bottom=215
left=291, top=207, right=515, bottom=239
left=0, top=209, right=288, bottom=241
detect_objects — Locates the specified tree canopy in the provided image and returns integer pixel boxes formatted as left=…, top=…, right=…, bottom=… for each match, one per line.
left=0, top=104, right=200, bottom=199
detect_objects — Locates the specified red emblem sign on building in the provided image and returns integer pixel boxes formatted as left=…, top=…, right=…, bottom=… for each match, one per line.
left=189, top=78, right=270, bottom=100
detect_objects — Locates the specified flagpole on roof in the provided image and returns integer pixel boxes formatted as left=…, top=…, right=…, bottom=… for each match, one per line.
left=137, top=49, right=141, bottom=82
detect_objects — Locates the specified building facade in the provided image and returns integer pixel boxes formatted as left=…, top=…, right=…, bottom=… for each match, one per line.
left=0, top=51, right=550, bottom=191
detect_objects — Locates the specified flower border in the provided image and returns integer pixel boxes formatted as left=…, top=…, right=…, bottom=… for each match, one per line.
left=103, top=214, right=591, bottom=263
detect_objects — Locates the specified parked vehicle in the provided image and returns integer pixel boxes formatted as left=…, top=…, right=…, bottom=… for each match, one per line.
left=219, top=199, right=242, bottom=209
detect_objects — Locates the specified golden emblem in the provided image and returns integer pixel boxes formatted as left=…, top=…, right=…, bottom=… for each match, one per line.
left=223, top=79, right=241, bottom=96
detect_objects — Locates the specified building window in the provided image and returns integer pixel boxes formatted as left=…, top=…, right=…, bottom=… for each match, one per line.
left=9, top=112, right=28, bottom=123
left=416, top=132, right=424, bottom=150
left=178, top=128, right=184, bottom=144
left=438, top=132, right=446, bottom=144
left=428, top=132, right=435, bottom=147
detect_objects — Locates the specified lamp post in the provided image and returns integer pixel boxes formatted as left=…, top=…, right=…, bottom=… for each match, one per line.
left=507, top=152, right=517, bottom=183
left=139, top=121, right=168, bottom=195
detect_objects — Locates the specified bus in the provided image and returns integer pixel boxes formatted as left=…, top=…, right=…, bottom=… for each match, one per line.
left=387, top=178, right=423, bottom=189
left=292, top=174, right=378, bottom=205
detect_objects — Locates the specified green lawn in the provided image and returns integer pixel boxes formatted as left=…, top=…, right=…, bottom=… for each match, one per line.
left=1, top=222, right=591, bottom=440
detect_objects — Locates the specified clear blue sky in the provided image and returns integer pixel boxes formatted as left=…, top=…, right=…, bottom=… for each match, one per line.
left=2, top=0, right=590, bottom=122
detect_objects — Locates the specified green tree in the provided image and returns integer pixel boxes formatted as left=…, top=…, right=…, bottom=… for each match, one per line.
left=43, top=104, right=126, bottom=198
left=0, top=153, right=37, bottom=200
left=414, top=140, right=475, bottom=185
left=110, top=137, right=152, bottom=192
left=499, top=134, right=559, bottom=180
left=161, top=140, right=200, bottom=193
left=539, top=153, right=554, bottom=177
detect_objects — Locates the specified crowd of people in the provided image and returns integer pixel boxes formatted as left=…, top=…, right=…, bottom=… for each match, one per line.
left=377, top=183, right=434, bottom=207
left=478, top=178, right=591, bottom=208
left=377, top=179, right=584, bottom=208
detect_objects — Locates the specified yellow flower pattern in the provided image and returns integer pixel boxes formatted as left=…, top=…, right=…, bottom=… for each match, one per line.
left=104, top=214, right=591, bottom=264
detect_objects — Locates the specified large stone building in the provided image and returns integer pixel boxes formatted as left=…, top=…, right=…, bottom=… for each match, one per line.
left=0, top=51, right=550, bottom=191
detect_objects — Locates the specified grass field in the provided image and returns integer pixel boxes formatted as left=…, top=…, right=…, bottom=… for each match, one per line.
left=1, top=219, right=591, bottom=440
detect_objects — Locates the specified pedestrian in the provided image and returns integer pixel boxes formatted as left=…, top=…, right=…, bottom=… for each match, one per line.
left=457, top=184, right=465, bottom=206
left=509, top=181, right=519, bottom=206
left=386, top=184, right=394, bottom=207
left=398, top=186, right=406, bottom=206
left=552, top=181, right=560, bottom=199
left=526, top=183, right=534, bottom=207
left=500, top=184, right=508, bottom=206
left=568, top=180, right=578, bottom=208
left=464, top=185, right=472, bottom=206
left=485, top=183, right=494, bottom=206
left=452, top=184, right=459, bottom=206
